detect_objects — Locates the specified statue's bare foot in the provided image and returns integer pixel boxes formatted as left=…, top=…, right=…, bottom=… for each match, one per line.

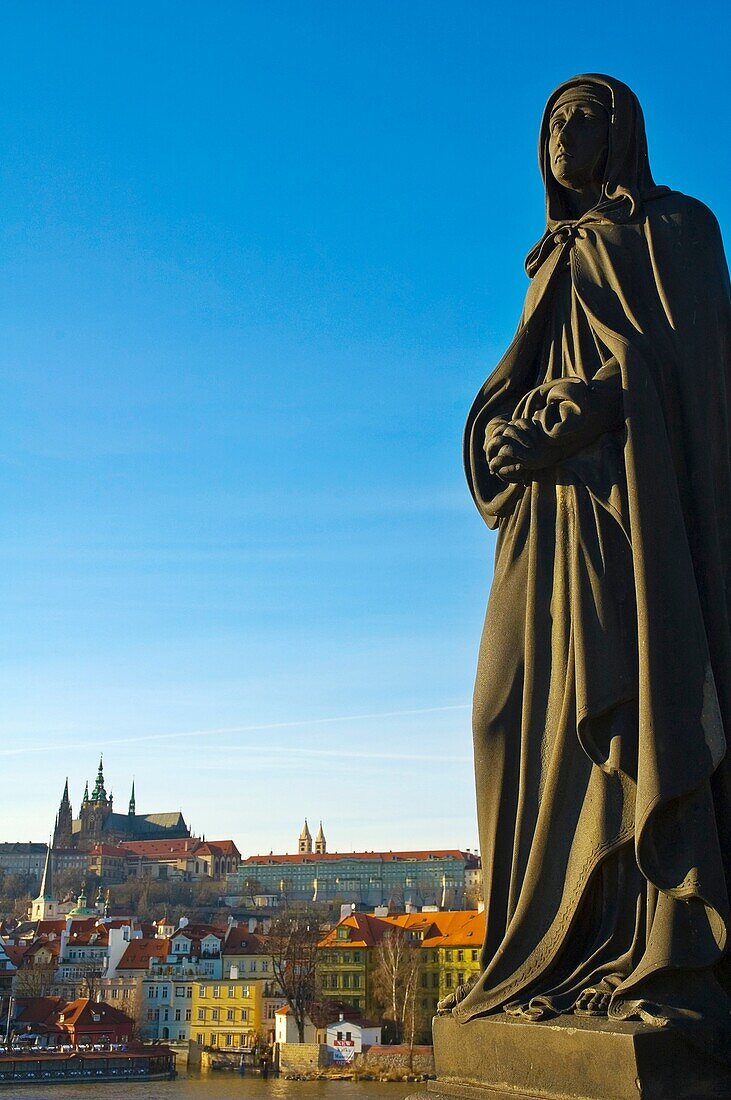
left=437, top=975, right=479, bottom=1015
left=574, top=987, right=612, bottom=1017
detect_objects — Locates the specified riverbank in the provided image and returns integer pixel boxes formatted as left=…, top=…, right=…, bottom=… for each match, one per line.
left=281, top=1070, right=431, bottom=1084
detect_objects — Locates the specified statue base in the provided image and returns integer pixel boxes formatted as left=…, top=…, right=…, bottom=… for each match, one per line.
left=407, top=1011, right=731, bottom=1100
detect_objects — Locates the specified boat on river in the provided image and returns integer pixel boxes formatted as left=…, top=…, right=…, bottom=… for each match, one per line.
left=0, top=1042, right=176, bottom=1087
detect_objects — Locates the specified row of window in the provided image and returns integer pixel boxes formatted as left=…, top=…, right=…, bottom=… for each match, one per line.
left=147, top=1008, right=192, bottom=1022
left=196, top=1032, right=253, bottom=1048
left=199, top=985, right=251, bottom=998
left=146, top=985, right=194, bottom=999
left=197, top=1008, right=249, bottom=1022
left=321, top=973, right=361, bottom=990
left=444, top=972, right=468, bottom=988
left=444, top=949, right=479, bottom=963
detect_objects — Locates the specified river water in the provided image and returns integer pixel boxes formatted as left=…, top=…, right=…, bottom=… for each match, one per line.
left=7, top=1069, right=417, bottom=1099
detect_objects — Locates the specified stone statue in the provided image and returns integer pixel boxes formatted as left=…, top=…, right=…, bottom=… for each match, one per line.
left=416, top=74, right=731, bottom=1100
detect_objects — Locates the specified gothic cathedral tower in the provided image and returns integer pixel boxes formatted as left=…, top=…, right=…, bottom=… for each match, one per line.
left=52, top=779, right=73, bottom=848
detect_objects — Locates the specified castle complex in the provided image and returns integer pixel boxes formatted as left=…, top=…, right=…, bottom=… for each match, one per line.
left=52, top=758, right=190, bottom=851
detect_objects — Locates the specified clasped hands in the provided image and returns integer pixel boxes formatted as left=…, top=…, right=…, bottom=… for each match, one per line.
left=485, top=417, right=559, bottom=483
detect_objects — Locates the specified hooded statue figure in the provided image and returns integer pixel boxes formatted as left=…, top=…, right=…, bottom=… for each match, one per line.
left=448, top=74, right=731, bottom=1026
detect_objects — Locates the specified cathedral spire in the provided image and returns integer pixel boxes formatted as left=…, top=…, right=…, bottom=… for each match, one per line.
left=82, top=780, right=89, bottom=807
left=53, top=777, right=73, bottom=848
left=91, top=756, right=107, bottom=804
left=315, top=820, right=327, bottom=855
left=128, top=780, right=136, bottom=816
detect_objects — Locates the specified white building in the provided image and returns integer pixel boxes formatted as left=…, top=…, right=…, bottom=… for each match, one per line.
left=325, top=1015, right=382, bottom=1063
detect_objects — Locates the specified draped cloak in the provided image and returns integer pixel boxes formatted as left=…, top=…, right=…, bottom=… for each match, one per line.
left=456, top=75, right=731, bottom=1024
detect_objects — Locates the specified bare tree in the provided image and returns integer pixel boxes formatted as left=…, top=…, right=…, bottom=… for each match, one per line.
left=13, top=962, right=56, bottom=998
left=371, top=927, right=425, bottom=1050
left=267, top=905, right=321, bottom=1042
left=81, top=966, right=104, bottom=1002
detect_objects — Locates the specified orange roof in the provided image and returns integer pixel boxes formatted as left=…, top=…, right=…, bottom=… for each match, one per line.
left=59, top=998, right=134, bottom=1028
left=117, top=838, right=201, bottom=858
left=318, top=909, right=485, bottom=950
left=244, top=849, right=477, bottom=866
left=89, top=844, right=127, bottom=857
left=197, top=840, right=241, bottom=858
left=117, top=938, right=169, bottom=970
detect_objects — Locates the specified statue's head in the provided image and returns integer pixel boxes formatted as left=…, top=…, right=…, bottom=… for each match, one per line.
left=538, top=75, right=659, bottom=225
left=548, top=84, right=610, bottom=199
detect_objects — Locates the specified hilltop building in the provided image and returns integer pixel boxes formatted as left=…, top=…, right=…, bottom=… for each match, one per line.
left=52, top=759, right=190, bottom=851
left=230, top=826, right=478, bottom=908
left=0, top=843, right=48, bottom=885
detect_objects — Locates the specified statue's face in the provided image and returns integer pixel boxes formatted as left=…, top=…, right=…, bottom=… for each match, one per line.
left=549, top=100, right=608, bottom=195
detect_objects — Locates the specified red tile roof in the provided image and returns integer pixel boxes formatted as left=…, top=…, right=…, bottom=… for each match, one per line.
left=33, top=920, right=67, bottom=936
left=116, top=838, right=201, bottom=858
left=244, top=849, right=477, bottom=865
left=88, top=844, right=128, bottom=857
left=117, top=938, right=169, bottom=970
left=222, top=927, right=268, bottom=955
left=3, top=944, right=27, bottom=967
left=59, top=998, right=134, bottom=1029
left=24, top=937, right=61, bottom=961
left=14, top=997, right=66, bottom=1026
left=197, top=840, right=241, bottom=858
left=171, top=924, right=222, bottom=941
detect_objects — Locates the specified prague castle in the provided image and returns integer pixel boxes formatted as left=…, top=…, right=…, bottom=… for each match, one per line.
left=52, top=757, right=190, bottom=851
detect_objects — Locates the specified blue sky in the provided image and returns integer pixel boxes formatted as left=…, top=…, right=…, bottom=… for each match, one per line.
left=1, top=1, right=729, bottom=856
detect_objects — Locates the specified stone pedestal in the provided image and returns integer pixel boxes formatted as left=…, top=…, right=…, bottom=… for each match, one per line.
left=407, top=1012, right=731, bottom=1100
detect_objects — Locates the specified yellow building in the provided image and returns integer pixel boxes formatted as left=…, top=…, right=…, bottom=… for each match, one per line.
left=317, top=910, right=485, bottom=1018
left=221, top=927, right=287, bottom=1042
left=190, top=974, right=265, bottom=1050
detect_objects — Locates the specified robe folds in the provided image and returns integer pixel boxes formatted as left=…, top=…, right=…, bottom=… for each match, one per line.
left=458, top=186, right=731, bottom=1024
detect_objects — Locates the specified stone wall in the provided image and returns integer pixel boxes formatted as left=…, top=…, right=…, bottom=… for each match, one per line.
left=355, top=1044, right=434, bottom=1075
left=278, top=1042, right=329, bottom=1073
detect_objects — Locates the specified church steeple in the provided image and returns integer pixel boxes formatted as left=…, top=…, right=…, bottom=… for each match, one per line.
left=128, top=781, right=136, bottom=816
left=82, top=781, right=89, bottom=808
left=91, top=757, right=108, bottom=804
left=315, top=820, right=327, bottom=855
left=31, top=838, right=57, bottom=921
left=298, top=818, right=313, bottom=854
left=39, top=840, right=53, bottom=900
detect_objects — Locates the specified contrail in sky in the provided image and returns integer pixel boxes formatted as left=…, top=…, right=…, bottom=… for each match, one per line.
left=0, top=703, right=470, bottom=758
